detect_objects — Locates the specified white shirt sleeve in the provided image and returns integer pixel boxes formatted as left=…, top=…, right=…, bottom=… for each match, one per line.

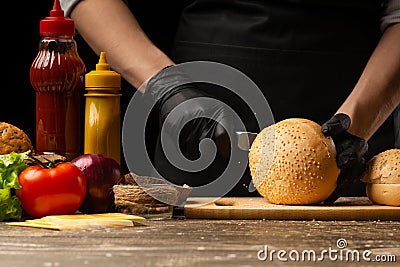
left=381, top=0, right=400, bottom=31
left=59, top=0, right=81, bottom=17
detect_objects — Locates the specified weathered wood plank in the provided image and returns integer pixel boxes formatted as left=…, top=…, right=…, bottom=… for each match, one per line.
left=1, top=219, right=399, bottom=266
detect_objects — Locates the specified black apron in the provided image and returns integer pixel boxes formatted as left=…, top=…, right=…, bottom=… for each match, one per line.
left=153, top=0, right=395, bottom=196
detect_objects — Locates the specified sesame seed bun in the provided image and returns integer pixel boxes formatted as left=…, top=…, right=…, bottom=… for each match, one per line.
left=249, top=118, right=340, bottom=205
left=360, top=149, right=400, bottom=206
left=360, top=149, right=400, bottom=184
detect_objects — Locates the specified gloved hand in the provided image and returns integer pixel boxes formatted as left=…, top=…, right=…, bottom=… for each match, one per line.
left=321, top=113, right=368, bottom=204
left=144, top=65, right=231, bottom=166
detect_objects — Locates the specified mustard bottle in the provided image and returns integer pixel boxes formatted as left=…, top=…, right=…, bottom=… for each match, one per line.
left=84, top=52, right=122, bottom=163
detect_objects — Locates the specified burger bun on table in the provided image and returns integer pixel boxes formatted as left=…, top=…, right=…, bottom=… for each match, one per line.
left=360, top=149, right=400, bottom=207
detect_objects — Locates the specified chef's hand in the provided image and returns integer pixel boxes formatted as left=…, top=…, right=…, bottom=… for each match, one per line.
left=321, top=113, right=368, bottom=204
left=144, top=65, right=231, bottom=163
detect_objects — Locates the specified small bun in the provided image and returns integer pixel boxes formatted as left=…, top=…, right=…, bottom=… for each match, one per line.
left=0, top=122, right=33, bottom=155
left=366, top=184, right=400, bottom=206
left=249, top=118, right=340, bottom=205
left=360, top=149, right=400, bottom=206
left=360, top=149, right=400, bottom=184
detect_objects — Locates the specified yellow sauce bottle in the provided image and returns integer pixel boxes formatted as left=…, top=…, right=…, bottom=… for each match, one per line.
left=84, top=52, right=121, bottom=163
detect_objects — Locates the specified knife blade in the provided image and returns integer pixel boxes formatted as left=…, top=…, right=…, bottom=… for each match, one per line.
left=235, top=131, right=258, bottom=151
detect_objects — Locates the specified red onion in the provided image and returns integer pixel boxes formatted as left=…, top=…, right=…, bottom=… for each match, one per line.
left=71, top=154, right=124, bottom=214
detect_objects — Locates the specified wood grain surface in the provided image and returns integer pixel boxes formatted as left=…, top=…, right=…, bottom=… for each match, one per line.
left=184, top=197, right=400, bottom=221
left=2, top=218, right=400, bottom=267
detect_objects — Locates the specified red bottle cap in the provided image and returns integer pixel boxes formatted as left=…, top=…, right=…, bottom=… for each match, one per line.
left=40, top=0, right=75, bottom=36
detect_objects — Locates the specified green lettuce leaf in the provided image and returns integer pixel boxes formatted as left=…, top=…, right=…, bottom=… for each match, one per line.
left=0, top=189, right=22, bottom=221
left=0, top=151, right=29, bottom=221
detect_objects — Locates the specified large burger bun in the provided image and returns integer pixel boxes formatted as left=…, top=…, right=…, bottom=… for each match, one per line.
left=249, top=118, right=340, bottom=205
left=361, top=148, right=400, bottom=206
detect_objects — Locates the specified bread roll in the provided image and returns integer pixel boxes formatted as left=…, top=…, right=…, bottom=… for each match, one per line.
left=361, top=149, right=400, bottom=206
left=360, top=149, right=400, bottom=184
left=249, top=118, right=340, bottom=205
left=0, top=122, right=33, bottom=155
left=366, top=184, right=400, bottom=207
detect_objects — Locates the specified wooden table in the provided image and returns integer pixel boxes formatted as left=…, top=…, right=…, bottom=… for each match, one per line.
left=1, top=217, right=399, bottom=267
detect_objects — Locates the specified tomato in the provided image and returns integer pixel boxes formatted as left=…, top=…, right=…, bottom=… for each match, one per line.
left=16, top=162, right=86, bottom=218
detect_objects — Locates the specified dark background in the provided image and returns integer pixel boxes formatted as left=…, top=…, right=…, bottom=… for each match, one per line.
left=3, top=1, right=51, bottom=138
left=3, top=0, right=184, bottom=169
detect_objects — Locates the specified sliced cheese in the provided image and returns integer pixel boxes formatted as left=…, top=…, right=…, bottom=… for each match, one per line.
left=6, top=213, right=146, bottom=230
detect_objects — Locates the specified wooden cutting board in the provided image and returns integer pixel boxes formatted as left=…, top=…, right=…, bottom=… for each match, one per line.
left=184, top=197, right=400, bottom=221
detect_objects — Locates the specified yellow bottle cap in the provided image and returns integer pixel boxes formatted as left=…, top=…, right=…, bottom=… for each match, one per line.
left=85, top=52, right=121, bottom=89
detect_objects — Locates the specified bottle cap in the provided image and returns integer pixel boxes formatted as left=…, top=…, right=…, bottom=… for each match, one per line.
left=85, top=52, right=121, bottom=89
left=40, top=0, right=75, bottom=36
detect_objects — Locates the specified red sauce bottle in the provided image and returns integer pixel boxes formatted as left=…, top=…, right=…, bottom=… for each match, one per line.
left=30, top=0, right=86, bottom=160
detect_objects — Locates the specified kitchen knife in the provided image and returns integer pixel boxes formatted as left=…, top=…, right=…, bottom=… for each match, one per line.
left=235, top=131, right=258, bottom=151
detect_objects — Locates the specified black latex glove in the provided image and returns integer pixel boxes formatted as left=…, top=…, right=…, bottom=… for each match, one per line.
left=144, top=65, right=231, bottom=166
left=321, top=113, right=368, bottom=204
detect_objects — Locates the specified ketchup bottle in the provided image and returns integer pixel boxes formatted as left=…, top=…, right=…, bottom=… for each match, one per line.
left=30, top=0, right=86, bottom=160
